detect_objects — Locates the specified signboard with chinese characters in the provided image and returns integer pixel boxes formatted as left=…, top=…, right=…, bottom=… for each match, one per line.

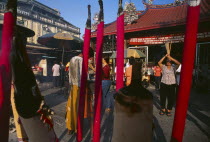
left=129, top=32, right=210, bottom=45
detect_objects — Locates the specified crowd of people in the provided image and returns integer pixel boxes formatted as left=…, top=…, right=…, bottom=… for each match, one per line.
left=23, top=52, right=181, bottom=141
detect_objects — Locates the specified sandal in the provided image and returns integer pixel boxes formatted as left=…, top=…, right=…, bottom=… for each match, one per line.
left=166, top=109, right=172, bottom=116
left=159, top=109, right=165, bottom=115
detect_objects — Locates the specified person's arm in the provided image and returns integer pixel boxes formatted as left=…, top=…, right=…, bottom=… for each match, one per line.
left=153, top=68, right=156, bottom=74
left=89, top=64, right=96, bottom=72
left=52, top=66, right=54, bottom=72
left=125, top=68, right=128, bottom=77
left=167, top=55, right=181, bottom=65
left=158, top=55, right=167, bottom=69
left=79, top=58, right=83, bottom=76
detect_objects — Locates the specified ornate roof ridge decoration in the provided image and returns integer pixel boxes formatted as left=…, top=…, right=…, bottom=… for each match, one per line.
left=124, top=2, right=139, bottom=25
left=91, top=12, right=99, bottom=31
left=91, top=0, right=104, bottom=31
left=188, top=0, right=201, bottom=7
left=142, top=0, right=187, bottom=9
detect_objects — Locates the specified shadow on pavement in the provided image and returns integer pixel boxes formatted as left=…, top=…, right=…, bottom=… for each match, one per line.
left=153, top=116, right=167, bottom=142
left=186, top=113, right=210, bottom=139
left=58, top=129, right=68, bottom=140
left=153, top=91, right=161, bottom=110
left=188, top=105, right=210, bottom=128
left=44, top=89, right=67, bottom=108
left=68, top=134, right=76, bottom=142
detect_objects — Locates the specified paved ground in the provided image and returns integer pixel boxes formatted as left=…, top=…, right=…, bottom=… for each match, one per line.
left=9, top=83, right=210, bottom=142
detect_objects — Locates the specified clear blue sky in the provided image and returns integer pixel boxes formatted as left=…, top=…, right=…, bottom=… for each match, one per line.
left=37, top=0, right=175, bottom=36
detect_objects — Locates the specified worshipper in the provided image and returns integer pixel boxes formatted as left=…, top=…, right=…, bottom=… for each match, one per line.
left=153, top=64, right=162, bottom=90
left=59, top=62, right=65, bottom=87
left=102, top=56, right=112, bottom=112
left=52, top=61, right=60, bottom=87
left=85, top=57, right=96, bottom=137
left=114, top=66, right=126, bottom=86
left=65, top=62, right=70, bottom=72
left=125, top=56, right=135, bottom=86
left=65, top=62, right=70, bottom=83
left=125, top=59, right=130, bottom=68
left=158, top=54, right=181, bottom=116
left=112, top=62, right=153, bottom=142
left=142, top=72, right=150, bottom=88
left=66, top=52, right=83, bottom=134
left=176, top=64, right=182, bottom=85
left=88, top=57, right=96, bottom=80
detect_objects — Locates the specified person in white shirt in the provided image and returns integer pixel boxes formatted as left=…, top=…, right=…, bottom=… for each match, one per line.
left=52, top=61, right=61, bottom=87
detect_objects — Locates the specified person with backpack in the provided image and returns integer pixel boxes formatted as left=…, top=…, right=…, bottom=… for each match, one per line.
left=158, top=54, right=181, bottom=116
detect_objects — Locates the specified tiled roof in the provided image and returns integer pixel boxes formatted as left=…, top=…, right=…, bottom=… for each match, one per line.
left=91, top=0, right=210, bottom=37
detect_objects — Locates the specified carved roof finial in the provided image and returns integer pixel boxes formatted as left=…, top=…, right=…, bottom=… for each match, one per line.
left=98, top=0, right=104, bottom=22
left=86, top=5, right=91, bottom=29
left=118, top=0, right=123, bottom=16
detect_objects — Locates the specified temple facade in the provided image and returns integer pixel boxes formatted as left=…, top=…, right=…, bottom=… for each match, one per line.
left=91, top=0, right=210, bottom=92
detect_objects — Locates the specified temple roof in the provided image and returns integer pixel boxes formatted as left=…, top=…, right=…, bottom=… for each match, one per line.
left=91, top=0, right=210, bottom=37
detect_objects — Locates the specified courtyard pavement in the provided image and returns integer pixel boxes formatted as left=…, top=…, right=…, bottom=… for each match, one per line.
left=9, top=83, right=210, bottom=142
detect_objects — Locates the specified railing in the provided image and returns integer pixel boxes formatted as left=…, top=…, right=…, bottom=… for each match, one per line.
left=18, top=7, right=80, bottom=34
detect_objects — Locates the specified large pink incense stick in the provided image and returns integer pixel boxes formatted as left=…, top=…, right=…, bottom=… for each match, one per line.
left=77, top=5, right=91, bottom=142
left=0, top=12, right=15, bottom=142
left=171, top=1, right=201, bottom=142
left=93, top=21, right=104, bottom=142
left=93, top=1, right=104, bottom=141
left=116, top=0, right=124, bottom=91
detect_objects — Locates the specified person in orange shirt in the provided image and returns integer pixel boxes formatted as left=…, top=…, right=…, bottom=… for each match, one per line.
left=125, top=57, right=135, bottom=86
left=153, top=64, right=162, bottom=90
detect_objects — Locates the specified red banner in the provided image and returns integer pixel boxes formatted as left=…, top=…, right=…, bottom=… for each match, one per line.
left=129, top=32, right=210, bottom=45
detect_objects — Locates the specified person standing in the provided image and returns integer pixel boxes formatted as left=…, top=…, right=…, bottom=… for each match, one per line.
left=158, top=54, right=181, bottom=116
left=176, top=64, right=182, bottom=86
left=52, top=61, right=60, bottom=87
left=125, top=56, right=135, bottom=86
left=66, top=52, right=83, bottom=134
left=142, top=72, right=150, bottom=88
left=59, top=62, right=65, bottom=87
left=102, top=56, right=112, bottom=112
left=153, top=64, right=162, bottom=90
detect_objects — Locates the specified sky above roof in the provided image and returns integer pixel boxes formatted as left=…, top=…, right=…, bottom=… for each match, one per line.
left=37, top=0, right=175, bottom=36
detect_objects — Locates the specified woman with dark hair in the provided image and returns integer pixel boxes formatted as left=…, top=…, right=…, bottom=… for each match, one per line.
left=112, top=62, right=153, bottom=142
left=158, top=54, right=181, bottom=116
left=102, top=56, right=112, bottom=112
